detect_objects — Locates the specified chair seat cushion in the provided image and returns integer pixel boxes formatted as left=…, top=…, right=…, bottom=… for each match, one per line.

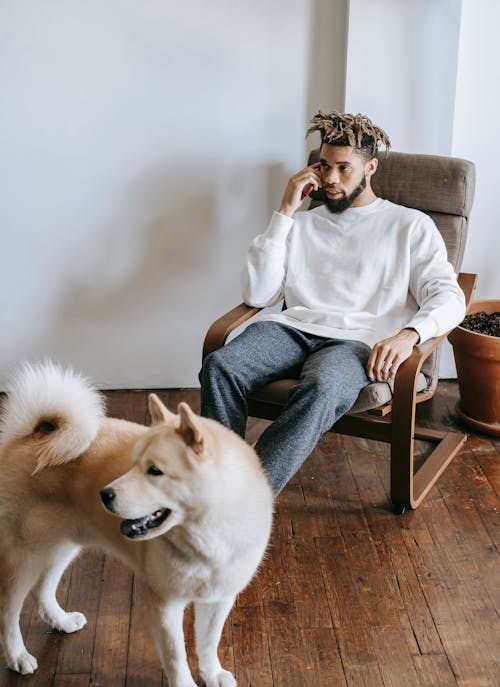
left=350, top=374, right=427, bottom=413
left=249, top=373, right=427, bottom=414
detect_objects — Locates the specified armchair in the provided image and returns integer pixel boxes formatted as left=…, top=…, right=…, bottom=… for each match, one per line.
left=203, top=151, right=477, bottom=511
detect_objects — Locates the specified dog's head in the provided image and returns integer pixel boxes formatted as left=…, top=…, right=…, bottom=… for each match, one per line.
left=100, top=395, right=236, bottom=540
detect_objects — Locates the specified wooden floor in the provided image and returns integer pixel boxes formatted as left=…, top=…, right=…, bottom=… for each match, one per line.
left=1, top=383, right=499, bottom=687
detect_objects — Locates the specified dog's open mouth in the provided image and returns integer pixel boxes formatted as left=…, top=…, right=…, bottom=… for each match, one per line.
left=120, top=508, right=171, bottom=539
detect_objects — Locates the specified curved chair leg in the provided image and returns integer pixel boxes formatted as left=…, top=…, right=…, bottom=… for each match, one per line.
left=390, top=408, right=416, bottom=509
left=390, top=421, right=467, bottom=510
left=390, top=357, right=468, bottom=510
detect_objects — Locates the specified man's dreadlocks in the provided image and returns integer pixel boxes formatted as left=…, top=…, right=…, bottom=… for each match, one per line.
left=306, top=111, right=391, bottom=160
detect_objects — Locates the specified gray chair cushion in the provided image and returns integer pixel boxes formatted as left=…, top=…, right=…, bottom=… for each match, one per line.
left=250, top=373, right=427, bottom=414
left=350, top=373, right=427, bottom=413
left=372, top=152, right=475, bottom=217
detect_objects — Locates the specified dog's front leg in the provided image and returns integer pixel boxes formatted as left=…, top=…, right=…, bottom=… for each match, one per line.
left=36, top=543, right=87, bottom=633
left=149, top=597, right=196, bottom=687
left=195, top=596, right=237, bottom=687
left=0, top=570, right=39, bottom=675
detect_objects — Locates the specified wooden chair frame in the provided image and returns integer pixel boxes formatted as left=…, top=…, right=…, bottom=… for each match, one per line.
left=202, top=273, right=478, bottom=511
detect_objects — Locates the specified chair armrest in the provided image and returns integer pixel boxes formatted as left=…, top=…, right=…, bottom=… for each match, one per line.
left=202, top=303, right=262, bottom=359
left=457, top=272, right=479, bottom=311
left=391, top=271, right=478, bottom=407
left=393, top=336, right=443, bottom=397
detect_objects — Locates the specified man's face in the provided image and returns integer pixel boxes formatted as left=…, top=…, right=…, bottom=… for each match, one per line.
left=318, top=144, right=377, bottom=213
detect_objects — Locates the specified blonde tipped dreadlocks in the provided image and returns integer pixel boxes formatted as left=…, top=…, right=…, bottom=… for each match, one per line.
left=306, top=111, right=391, bottom=157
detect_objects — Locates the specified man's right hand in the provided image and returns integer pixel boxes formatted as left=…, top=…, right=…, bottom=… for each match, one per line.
left=278, top=163, right=322, bottom=217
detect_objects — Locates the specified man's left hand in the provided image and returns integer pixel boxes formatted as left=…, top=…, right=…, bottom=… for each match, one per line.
left=366, top=329, right=420, bottom=382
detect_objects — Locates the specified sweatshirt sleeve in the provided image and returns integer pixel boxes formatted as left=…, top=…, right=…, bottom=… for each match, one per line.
left=405, top=215, right=466, bottom=343
left=241, top=211, right=294, bottom=307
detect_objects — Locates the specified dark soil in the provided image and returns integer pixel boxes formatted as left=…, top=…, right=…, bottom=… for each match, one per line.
left=460, top=311, right=500, bottom=337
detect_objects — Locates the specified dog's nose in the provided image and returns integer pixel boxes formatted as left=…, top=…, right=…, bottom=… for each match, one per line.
left=100, top=487, right=116, bottom=511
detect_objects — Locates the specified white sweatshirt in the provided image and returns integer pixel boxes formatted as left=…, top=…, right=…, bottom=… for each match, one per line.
left=241, top=199, right=466, bottom=348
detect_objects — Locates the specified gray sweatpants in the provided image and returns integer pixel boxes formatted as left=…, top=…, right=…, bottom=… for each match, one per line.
left=199, top=321, right=371, bottom=494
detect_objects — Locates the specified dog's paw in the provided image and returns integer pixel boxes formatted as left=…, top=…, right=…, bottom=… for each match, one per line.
left=7, top=650, right=38, bottom=675
left=202, top=669, right=237, bottom=687
left=54, top=611, right=87, bottom=633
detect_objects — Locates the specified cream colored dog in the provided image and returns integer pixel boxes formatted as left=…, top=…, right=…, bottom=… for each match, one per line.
left=0, top=362, right=273, bottom=687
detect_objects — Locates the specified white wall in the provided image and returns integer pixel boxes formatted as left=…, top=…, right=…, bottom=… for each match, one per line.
left=1, top=0, right=335, bottom=388
left=345, top=0, right=462, bottom=156
left=452, top=0, right=500, bottom=299
left=2, top=0, right=496, bottom=388
left=345, top=0, right=500, bottom=377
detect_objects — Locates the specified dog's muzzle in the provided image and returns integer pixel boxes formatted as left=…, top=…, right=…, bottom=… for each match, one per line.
left=100, top=487, right=171, bottom=538
left=120, top=509, right=171, bottom=539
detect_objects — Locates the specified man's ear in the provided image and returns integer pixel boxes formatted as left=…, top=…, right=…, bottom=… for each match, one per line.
left=177, top=402, right=204, bottom=455
left=148, top=393, right=176, bottom=426
left=366, top=156, right=378, bottom=178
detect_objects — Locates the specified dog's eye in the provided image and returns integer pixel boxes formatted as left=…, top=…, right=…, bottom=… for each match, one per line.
left=147, top=465, right=163, bottom=477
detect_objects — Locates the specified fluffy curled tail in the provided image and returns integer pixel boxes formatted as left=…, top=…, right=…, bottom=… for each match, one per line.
left=0, top=361, right=105, bottom=472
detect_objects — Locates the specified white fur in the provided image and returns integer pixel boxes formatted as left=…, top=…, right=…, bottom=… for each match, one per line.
left=0, top=360, right=104, bottom=466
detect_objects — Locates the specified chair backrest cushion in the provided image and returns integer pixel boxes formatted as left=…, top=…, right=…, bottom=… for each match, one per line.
left=371, top=151, right=475, bottom=271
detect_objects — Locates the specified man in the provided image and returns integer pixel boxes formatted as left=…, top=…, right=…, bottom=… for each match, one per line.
left=199, top=111, right=466, bottom=494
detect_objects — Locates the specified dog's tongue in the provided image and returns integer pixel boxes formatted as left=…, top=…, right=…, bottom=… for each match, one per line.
left=120, top=509, right=170, bottom=539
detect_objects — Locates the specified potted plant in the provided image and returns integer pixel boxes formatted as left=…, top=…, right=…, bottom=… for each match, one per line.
left=448, top=300, right=500, bottom=436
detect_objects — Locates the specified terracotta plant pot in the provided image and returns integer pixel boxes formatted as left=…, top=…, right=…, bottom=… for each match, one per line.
left=448, top=300, right=500, bottom=437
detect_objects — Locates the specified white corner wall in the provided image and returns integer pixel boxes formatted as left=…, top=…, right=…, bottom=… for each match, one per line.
left=0, top=0, right=349, bottom=389
left=4, top=1, right=495, bottom=389
left=345, top=0, right=462, bottom=156
left=0, top=0, right=331, bottom=389
left=452, top=0, right=500, bottom=300
left=345, top=0, right=500, bottom=377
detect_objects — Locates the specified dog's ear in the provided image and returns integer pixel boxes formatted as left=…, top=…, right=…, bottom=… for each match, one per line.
left=177, top=402, right=204, bottom=455
left=148, top=393, right=176, bottom=426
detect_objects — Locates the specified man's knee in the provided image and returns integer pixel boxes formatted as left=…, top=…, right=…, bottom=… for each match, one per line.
left=292, top=373, right=361, bottom=415
left=297, top=373, right=334, bottom=398
left=199, top=349, right=227, bottom=385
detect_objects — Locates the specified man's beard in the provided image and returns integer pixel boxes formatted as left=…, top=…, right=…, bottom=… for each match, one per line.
left=323, top=175, right=367, bottom=213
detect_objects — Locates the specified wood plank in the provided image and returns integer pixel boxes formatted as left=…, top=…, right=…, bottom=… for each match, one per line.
left=51, top=675, right=90, bottom=687
left=412, top=654, right=457, bottom=687
left=470, top=436, right=500, bottom=499
left=342, top=435, right=446, bottom=657
left=257, top=538, right=295, bottom=607
left=436, top=445, right=499, bottom=603
left=263, top=601, right=316, bottom=687
left=401, top=500, right=497, bottom=687
left=232, top=605, right=274, bottom=687
left=103, top=390, right=148, bottom=424
left=316, top=533, right=423, bottom=687
left=168, top=389, right=200, bottom=415
left=55, top=550, right=104, bottom=679
left=90, top=556, right=133, bottom=687
left=292, top=441, right=342, bottom=539
left=283, top=537, right=332, bottom=629
left=372, top=624, right=421, bottom=687
left=300, top=628, right=347, bottom=687
left=125, top=575, right=164, bottom=687
left=275, top=479, right=306, bottom=542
